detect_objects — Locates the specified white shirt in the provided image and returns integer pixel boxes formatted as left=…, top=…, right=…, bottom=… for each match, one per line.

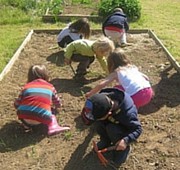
left=57, top=26, right=82, bottom=43
left=117, top=66, right=151, bottom=96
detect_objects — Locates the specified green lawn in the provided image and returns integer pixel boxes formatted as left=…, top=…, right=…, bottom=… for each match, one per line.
left=0, top=0, right=179, bottom=73
left=131, top=0, right=180, bottom=62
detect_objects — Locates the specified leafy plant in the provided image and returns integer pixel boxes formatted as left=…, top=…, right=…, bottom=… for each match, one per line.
left=98, top=0, right=141, bottom=21
left=49, top=0, right=63, bottom=15
left=64, top=131, right=72, bottom=141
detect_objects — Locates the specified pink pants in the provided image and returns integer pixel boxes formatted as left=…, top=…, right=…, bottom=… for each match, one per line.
left=114, top=85, right=154, bottom=109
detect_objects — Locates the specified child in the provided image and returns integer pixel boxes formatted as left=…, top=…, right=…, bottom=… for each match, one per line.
left=57, top=18, right=91, bottom=48
left=14, top=64, right=70, bottom=135
left=81, top=88, right=142, bottom=167
left=102, top=8, right=129, bottom=47
left=85, top=49, right=154, bottom=109
left=64, top=37, right=115, bottom=81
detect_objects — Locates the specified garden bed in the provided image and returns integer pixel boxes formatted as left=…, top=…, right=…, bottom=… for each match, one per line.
left=42, top=0, right=101, bottom=23
left=0, top=29, right=179, bottom=170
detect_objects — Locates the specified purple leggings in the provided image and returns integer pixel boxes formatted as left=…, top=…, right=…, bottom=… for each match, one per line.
left=114, top=85, right=154, bottom=109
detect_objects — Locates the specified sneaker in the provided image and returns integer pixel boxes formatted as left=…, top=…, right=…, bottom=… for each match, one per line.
left=113, top=145, right=131, bottom=167
left=115, top=43, right=121, bottom=48
left=73, top=74, right=88, bottom=83
left=20, top=123, right=32, bottom=133
left=120, top=43, right=133, bottom=47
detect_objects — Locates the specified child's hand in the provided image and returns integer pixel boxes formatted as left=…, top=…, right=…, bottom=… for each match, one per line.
left=64, top=58, right=71, bottom=65
left=116, top=139, right=127, bottom=151
left=85, top=92, right=90, bottom=98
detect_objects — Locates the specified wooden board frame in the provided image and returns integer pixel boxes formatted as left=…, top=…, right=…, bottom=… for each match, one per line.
left=42, top=14, right=102, bottom=23
left=0, top=29, right=179, bottom=81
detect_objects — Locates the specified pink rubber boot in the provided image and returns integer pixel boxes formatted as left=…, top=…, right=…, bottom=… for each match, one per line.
left=48, top=115, right=70, bottom=136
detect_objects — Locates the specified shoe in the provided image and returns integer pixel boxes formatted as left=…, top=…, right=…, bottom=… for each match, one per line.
left=48, top=115, right=70, bottom=136
left=120, top=43, right=133, bottom=47
left=115, top=43, right=121, bottom=48
left=48, top=126, right=70, bottom=136
left=20, top=123, right=32, bottom=133
left=73, top=74, right=88, bottom=83
left=113, top=145, right=131, bottom=167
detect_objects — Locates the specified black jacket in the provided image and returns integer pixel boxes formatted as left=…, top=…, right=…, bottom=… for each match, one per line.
left=100, top=88, right=142, bottom=144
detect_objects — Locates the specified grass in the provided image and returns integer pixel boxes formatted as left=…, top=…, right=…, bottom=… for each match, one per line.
left=0, top=25, right=29, bottom=71
left=131, top=0, right=180, bottom=62
left=0, top=0, right=179, bottom=73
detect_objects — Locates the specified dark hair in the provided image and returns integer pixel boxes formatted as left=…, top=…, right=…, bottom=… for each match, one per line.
left=69, top=18, right=91, bottom=39
left=108, top=49, right=131, bottom=73
left=27, top=65, right=49, bottom=82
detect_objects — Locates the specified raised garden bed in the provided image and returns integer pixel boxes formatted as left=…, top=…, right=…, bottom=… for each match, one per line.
left=42, top=14, right=102, bottom=23
left=42, top=0, right=101, bottom=22
left=0, top=29, right=179, bottom=170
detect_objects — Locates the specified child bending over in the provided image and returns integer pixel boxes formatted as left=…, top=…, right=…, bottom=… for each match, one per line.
left=82, top=88, right=142, bottom=167
left=57, top=18, right=91, bottom=48
left=64, top=37, right=115, bottom=81
left=102, top=8, right=129, bottom=47
left=14, top=64, right=70, bottom=135
left=85, top=49, right=154, bottom=109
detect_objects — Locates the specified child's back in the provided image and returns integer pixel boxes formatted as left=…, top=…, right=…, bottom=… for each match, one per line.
left=14, top=65, right=70, bottom=135
left=57, top=18, right=90, bottom=48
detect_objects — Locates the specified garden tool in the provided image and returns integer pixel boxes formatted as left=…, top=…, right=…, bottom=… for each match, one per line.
left=69, top=64, right=76, bottom=76
left=93, top=140, right=117, bottom=167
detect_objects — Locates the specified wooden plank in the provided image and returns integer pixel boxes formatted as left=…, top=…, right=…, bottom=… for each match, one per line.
left=42, top=15, right=102, bottom=23
left=34, top=29, right=60, bottom=34
left=33, top=29, right=103, bottom=34
left=127, top=29, right=149, bottom=34
left=33, top=29, right=149, bottom=34
left=1, top=28, right=178, bottom=82
left=0, top=30, right=34, bottom=81
left=148, top=30, right=180, bottom=73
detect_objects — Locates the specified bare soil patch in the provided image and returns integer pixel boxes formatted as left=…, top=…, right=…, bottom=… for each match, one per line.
left=0, top=31, right=179, bottom=170
left=61, top=0, right=99, bottom=15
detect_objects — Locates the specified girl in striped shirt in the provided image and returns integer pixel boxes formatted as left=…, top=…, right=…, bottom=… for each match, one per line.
left=14, top=65, right=70, bottom=135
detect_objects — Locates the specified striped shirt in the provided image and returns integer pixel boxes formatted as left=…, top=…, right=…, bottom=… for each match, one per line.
left=14, top=79, right=61, bottom=125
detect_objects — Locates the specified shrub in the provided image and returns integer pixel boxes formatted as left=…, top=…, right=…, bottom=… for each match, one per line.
left=98, top=0, right=141, bottom=21
left=48, top=0, right=63, bottom=15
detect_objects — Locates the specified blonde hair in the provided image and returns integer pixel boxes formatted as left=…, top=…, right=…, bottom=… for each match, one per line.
left=92, top=37, right=115, bottom=57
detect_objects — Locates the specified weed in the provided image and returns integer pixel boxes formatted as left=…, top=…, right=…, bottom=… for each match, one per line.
left=63, top=131, right=72, bottom=140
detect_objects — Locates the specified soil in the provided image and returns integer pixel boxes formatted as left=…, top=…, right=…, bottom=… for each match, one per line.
left=46, top=0, right=99, bottom=16
left=0, top=30, right=179, bottom=170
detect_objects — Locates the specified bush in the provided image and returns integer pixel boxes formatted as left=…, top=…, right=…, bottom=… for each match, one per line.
left=48, top=0, right=63, bottom=15
left=98, top=0, right=141, bottom=21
